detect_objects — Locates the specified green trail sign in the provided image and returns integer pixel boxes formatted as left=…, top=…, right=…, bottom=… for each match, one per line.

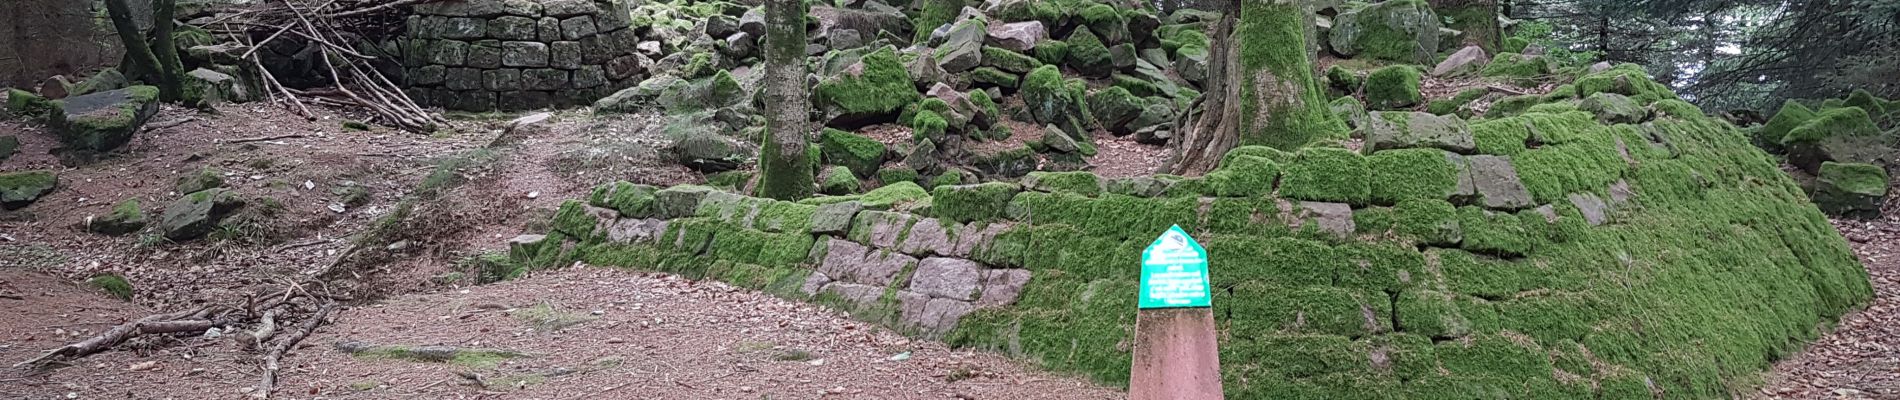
left=1139, top=225, right=1211, bottom=309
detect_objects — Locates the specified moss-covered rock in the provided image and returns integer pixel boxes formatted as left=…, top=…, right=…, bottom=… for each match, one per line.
left=1365, top=65, right=1423, bottom=110
left=1364, top=111, right=1475, bottom=154
left=1327, top=0, right=1441, bottom=64
left=1425, top=87, right=1488, bottom=117
left=1281, top=147, right=1372, bottom=204
left=979, top=46, right=1042, bottom=74
left=1812, top=162, right=1889, bottom=219
left=878, top=166, right=920, bottom=186
left=589, top=181, right=659, bottom=218
left=1326, top=65, right=1363, bottom=93
left=1063, top=27, right=1114, bottom=78
left=821, top=166, right=862, bottom=195
left=5, top=88, right=55, bottom=120
left=1783, top=106, right=1890, bottom=174
left=1021, top=171, right=1103, bottom=197
left=969, top=67, right=1022, bottom=89
left=818, top=128, right=887, bottom=177
left=1479, top=52, right=1550, bottom=84
left=176, top=167, right=225, bottom=194
left=814, top=49, right=920, bottom=126
left=1573, top=64, right=1679, bottom=104
left=87, top=274, right=133, bottom=300
left=0, top=170, right=58, bottom=210
left=970, top=146, right=1038, bottom=178
left=1578, top=92, right=1647, bottom=124
left=1368, top=148, right=1460, bottom=205
left=1207, top=154, right=1281, bottom=197
left=51, top=86, right=160, bottom=154
left=1021, top=65, right=1090, bottom=135
left=160, top=188, right=245, bottom=241
left=1087, top=86, right=1144, bottom=134
left=1843, top=89, right=1888, bottom=116
left=932, top=182, right=1021, bottom=223
left=860, top=181, right=932, bottom=211
left=89, top=198, right=148, bottom=235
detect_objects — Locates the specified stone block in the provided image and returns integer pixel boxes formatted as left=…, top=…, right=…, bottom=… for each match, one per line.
left=443, top=67, right=482, bottom=90
left=916, top=298, right=975, bottom=333
left=606, top=55, right=646, bottom=80
left=428, top=40, right=469, bottom=66
left=409, top=65, right=447, bottom=86
left=538, top=17, right=563, bottom=42
left=819, top=282, right=884, bottom=306
left=442, top=17, right=488, bottom=39
left=522, top=69, right=569, bottom=91
left=412, top=16, right=446, bottom=39
left=466, top=40, right=503, bottom=69
left=561, top=15, right=598, bottom=40
left=550, top=41, right=583, bottom=69
left=414, top=0, right=507, bottom=17
left=500, top=0, right=543, bottom=17
left=800, top=272, right=832, bottom=296
left=579, top=35, right=613, bottom=64
left=596, top=0, right=632, bottom=32
left=606, top=218, right=667, bottom=244
left=909, top=257, right=983, bottom=301
left=975, top=269, right=1031, bottom=307
left=898, top=218, right=958, bottom=257
left=572, top=65, right=607, bottom=88
left=489, top=16, right=539, bottom=40
left=501, top=41, right=550, bottom=67
left=1463, top=155, right=1535, bottom=210
left=810, top=201, right=862, bottom=236
left=483, top=69, right=524, bottom=91
left=543, top=0, right=599, bottom=17
left=816, top=238, right=917, bottom=286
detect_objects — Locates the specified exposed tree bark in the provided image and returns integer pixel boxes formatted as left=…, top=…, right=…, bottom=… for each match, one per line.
left=150, top=0, right=186, bottom=103
left=103, top=0, right=184, bottom=102
left=1169, top=0, right=1341, bottom=175
left=104, top=0, right=163, bottom=85
left=756, top=0, right=814, bottom=200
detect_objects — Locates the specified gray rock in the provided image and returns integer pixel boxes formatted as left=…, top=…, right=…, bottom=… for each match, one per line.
left=817, top=238, right=918, bottom=286
left=906, top=52, right=950, bottom=90
left=1580, top=92, right=1647, bottom=124
left=935, top=21, right=985, bottom=73
left=542, top=0, right=599, bottom=17
left=606, top=218, right=668, bottom=244
left=483, top=69, right=524, bottom=91
left=466, top=40, right=503, bottom=68
left=501, top=41, right=550, bottom=67
left=975, top=269, right=1031, bottom=307
left=800, top=272, right=832, bottom=296
left=899, top=218, right=958, bottom=257
left=550, top=41, right=583, bottom=69
left=1363, top=111, right=1475, bottom=154
left=442, top=18, right=487, bottom=39
left=1042, top=125, right=1081, bottom=153
left=706, top=14, right=741, bottom=38
left=1463, top=155, right=1535, bottom=210
left=88, top=198, right=148, bottom=235
left=1178, top=47, right=1208, bottom=84
left=1568, top=193, right=1608, bottom=226
left=720, top=32, right=757, bottom=59
left=1328, top=0, right=1440, bottom=64
left=1431, top=45, right=1488, bottom=77
left=0, top=170, right=57, bottom=210
left=851, top=210, right=917, bottom=248
left=909, top=257, right=984, bottom=301
left=916, top=297, right=975, bottom=333
left=1109, top=43, right=1137, bottom=71
left=182, top=68, right=237, bottom=105
left=160, top=188, right=245, bottom=241
left=952, top=221, right=1010, bottom=258
left=428, top=40, right=469, bottom=66
left=522, top=69, right=568, bottom=91
left=1295, top=201, right=1355, bottom=239
left=828, top=29, right=864, bottom=50
left=738, top=8, right=765, bottom=38
left=654, top=185, right=713, bottom=218
left=489, top=16, right=539, bottom=40
left=985, top=21, right=1046, bottom=52
left=810, top=201, right=863, bottom=235
left=538, top=17, right=563, bottom=42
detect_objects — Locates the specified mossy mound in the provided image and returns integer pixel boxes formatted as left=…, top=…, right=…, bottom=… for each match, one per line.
left=515, top=18, right=1868, bottom=400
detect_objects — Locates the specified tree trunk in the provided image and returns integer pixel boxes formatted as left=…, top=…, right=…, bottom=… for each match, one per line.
left=150, top=0, right=186, bottom=103
left=104, top=0, right=162, bottom=85
left=1431, top=0, right=1501, bottom=53
left=1168, top=0, right=1342, bottom=175
left=756, top=0, right=814, bottom=200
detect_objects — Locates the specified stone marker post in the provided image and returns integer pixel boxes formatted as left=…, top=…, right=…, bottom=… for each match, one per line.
left=1129, top=225, right=1223, bottom=400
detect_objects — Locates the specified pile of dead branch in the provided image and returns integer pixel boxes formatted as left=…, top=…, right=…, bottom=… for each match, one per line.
left=195, top=0, right=448, bottom=132
left=12, top=284, right=339, bottom=399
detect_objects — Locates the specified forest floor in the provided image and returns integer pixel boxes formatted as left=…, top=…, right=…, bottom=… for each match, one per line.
left=0, top=101, right=1894, bottom=399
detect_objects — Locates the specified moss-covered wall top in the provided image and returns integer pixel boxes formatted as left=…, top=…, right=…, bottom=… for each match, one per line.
left=518, top=65, right=1871, bottom=398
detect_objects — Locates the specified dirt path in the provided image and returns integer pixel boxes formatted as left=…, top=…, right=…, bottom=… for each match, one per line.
left=0, top=266, right=1123, bottom=399
left=1756, top=194, right=1900, bottom=399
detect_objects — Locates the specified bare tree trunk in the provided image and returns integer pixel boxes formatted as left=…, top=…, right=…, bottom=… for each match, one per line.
left=104, top=0, right=162, bottom=85
left=1167, top=0, right=1241, bottom=175
left=150, top=0, right=187, bottom=103
left=104, top=0, right=183, bottom=102
left=756, top=0, right=814, bottom=200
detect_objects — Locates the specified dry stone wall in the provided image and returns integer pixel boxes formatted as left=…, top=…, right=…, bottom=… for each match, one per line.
left=402, top=0, right=643, bottom=112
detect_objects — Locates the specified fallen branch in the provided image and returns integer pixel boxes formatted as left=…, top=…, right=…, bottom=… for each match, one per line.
left=1486, top=84, right=1536, bottom=96
left=256, top=303, right=337, bottom=399
left=13, top=307, right=211, bottom=368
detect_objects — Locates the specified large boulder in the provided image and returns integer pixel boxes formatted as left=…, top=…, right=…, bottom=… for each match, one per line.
left=815, top=49, right=920, bottom=127
left=52, top=86, right=160, bottom=155
left=160, top=188, right=245, bottom=241
left=1020, top=65, right=1090, bottom=136
left=1812, top=162, right=1889, bottom=219
left=1063, top=27, right=1114, bottom=78
left=986, top=21, right=1047, bottom=52
left=1783, top=107, right=1892, bottom=174
left=1087, top=86, right=1144, bottom=135
left=1328, top=0, right=1441, bottom=64
left=0, top=170, right=57, bottom=210
left=1430, top=45, right=1489, bottom=77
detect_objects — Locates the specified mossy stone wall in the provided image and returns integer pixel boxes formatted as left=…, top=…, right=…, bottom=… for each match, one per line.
left=401, top=0, right=640, bottom=111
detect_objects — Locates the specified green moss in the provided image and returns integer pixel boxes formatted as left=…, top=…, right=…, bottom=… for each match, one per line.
left=1484, top=94, right=1545, bottom=119
left=1279, top=147, right=1371, bottom=204
left=1325, top=65, right=1362, bottom=93
left=1843, top=89, right=1888, bottom=116
left=587, top=181, right=657, bottom=218
left=981, top=46, right=1043, bottom=74
left=1783, top=106, right=1878, bottom=144
left=1367, top=148, right=1457, bottom=204
left=549, top=200, right=600, bottom=238
left=815, top=49, right=919, bottom=119
left=1512, top=138, right=1626, bottom=204
left=1393, top=198, right=1459, bottom=244
left=821, top=166, right=861, bottom=195
left=5, top=88, right=54, bottom=120
left=1479, top=53, right=1550, bottom=84
left=818, top=128, right=887, bottom=177
left=1364, top=65, right=1424, bottom=110
left=1426, top=87, right=1488, bottom=116
left=1110, top=74, right=1163, bottom=98
left=877, top=166, right=919, bottom=185
left=1033, top=40, right=1071, bottom=65
left=1229, top=284, right=1390, bottom=337
left=1206, top=155, right=1280, bottom=197
left=1023, top=171, right=1103, bottom=196
left=931, top=182, right=1021, bottom=223
left=1502, top=36, right=1529, bottom=53
left=1455, top=207, right=1533, bottom=257
left=969, top=67, right=1022, bottom=88
left=1573, top=64, right=1679, bottom=104
left=912, top=0, right=961, bottom=43
left=910, top=109, right=949, bottom=143
left=87, top=274, right=133, bottom=300
left=1064, top=27, right=1113, bottom=77
left=860, top=181, right=932, bottom=211
left=1234, top=1, right=1347, bottom=150
left=1818, top=162, right=1889, bottom=195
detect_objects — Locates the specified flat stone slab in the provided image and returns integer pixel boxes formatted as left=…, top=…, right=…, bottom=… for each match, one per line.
left=817, top=238, right=917, bottom=286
